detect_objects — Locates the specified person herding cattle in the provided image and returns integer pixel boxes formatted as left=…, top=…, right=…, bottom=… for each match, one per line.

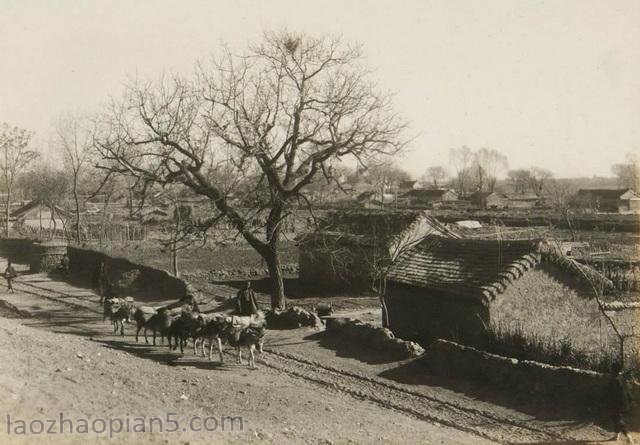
left=236, top=281, right=259, bottom=316
left=93, top=261, right=108, bottom=303
left=4, top=261, right=17, bottom=293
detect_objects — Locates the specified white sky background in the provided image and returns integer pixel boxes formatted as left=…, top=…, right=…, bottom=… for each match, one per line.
left=0, top=0, right=638, bottom=179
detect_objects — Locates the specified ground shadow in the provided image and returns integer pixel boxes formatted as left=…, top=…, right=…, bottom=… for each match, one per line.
left=21, top=309, right=105, bottom=337
left=379, top=358, right=613, bottom=430
left=8, top=301, right=246, bottom=371
left=98, top=339, right=236, bottom=371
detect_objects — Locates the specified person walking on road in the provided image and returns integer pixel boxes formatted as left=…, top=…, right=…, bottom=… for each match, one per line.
left=4, top=261, right=17, bottom=293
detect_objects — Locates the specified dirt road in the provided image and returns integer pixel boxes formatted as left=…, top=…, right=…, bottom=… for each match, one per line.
left=0, top=273, right=616, bottom=444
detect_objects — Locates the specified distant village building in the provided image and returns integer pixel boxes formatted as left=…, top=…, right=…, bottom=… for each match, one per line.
left=10, top=200, right=70, bottom=232
left=355, top=190, right=403, bottom=209
left=504, top=192, right=543, bottom=209
left=402, top=189, right=458, bottom=207
left=298, top=211, right=461, bottom=291
left=468, top=191, right=507, bottom=209
left=384, top=236, right=613, bottom=347
left=575, top=188, right=640, bottom=213
left=397, top=180, right=418, bottom=194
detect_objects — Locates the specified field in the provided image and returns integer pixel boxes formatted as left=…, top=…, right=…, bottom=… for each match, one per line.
left=83, top=238, right=299, bottom=273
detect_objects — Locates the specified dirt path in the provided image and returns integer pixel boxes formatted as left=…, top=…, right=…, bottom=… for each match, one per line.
left=0, top=273, right=616, bottom=444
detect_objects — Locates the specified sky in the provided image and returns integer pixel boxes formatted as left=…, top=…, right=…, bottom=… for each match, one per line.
left=0, top=0, right=638, bottom=179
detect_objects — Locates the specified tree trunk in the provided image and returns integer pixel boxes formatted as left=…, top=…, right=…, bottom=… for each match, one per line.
left=4, top=187, right=9, bottom=238
left=171, top=243, right=179, bottom=277
left=73, top=177, right=81, bottom=243
left=51, top=204, right=58, bottom=239
left=264, top=248, right=286, bottom=310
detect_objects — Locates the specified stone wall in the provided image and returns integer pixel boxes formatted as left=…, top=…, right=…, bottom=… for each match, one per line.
left=325, top=318, right=424, bottom=359
left=182, top=264, right=298, bottom=282
left=422, top=339, right=621, bottom=409
left=30, top=242, right=68, bottom=273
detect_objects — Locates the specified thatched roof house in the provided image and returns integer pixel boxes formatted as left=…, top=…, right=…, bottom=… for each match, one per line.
left=384, top=235, right=613, bottom=345
left=468, top=191, right=507, bottom=209
left=504, top=192, right=544, bottom=209
left=298, top=211, right=461, bottom=291
left=10, top=200, right=70, bottom=231
left=402, top=189, right=458, bottom=206
left=575, top=188, right=640, bottom=213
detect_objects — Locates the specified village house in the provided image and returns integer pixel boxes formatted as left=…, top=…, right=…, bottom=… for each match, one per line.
left=355, top=189, right=406, bottom=209
left=504, top=192, right=543, bottom=209
left=10, top=199, right=70, bottom=233
left=575, top=188, right=640, bottom=213
left=402, top=189, right=458, bottom=207
left=468, top=191, right=508, bottom=209
left=384, top=235, right=618, bottom=353
left=397, top=180, right=418, bottom=194
left=298, top=211, right=461, bottom=291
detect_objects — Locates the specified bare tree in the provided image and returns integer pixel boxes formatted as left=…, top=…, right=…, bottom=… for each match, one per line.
left=612, top=152, right=640, bottom=191
left=0, top=123, right=38, bottom=237
left=364, top=162, right=410, bottom=207
left=508, top=167, right=553, bottom=194
left=55, top=115, right=93, bottom=242
left=527, top=167, right=553, bottom=194
left=544, top=178, right=577, bottom=240
left=155, top=186, right=207, bottom=278
left=449, top=146, right=474, bottom=195
left=507, top=169, right=531, bottom=194
left=472, top=147, right=508, bottom=192
left=93, top=32, right=407, bottom=309
left=422, top=165, right=448, bottom=188
left=20, top=164, right=69, bottom=238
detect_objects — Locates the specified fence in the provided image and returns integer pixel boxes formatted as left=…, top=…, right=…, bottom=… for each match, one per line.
left=15, top=222, right=147, bottom=243
left=80, top=223, right=147, bottom=243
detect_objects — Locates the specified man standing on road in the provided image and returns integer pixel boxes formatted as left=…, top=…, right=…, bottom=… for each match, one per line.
left=609, top=363, right=634, bottom=443
left=94, top=261, right=108, bottom=303
left=59, top=254, right=70, bottom=276
left=4, top=261, right=17, bottom=293
left=236, top=281, right=259, bottom=316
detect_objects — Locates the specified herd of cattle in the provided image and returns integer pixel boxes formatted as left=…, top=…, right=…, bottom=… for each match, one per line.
left=102, top=295, right=267, bottom=368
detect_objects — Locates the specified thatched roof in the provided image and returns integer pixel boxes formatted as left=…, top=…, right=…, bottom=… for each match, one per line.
left=299, top=211, right=461, bottom=250
left=402, top=189, right=456, bottom=199
left=387, top=235, right=612, bottom=305
left=576, top=188, right=637, bottom=200
left=10, top=200, right=71, bottom=218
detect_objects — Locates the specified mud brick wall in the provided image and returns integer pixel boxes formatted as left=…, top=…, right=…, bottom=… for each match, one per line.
left=422, top=339, right=616, bottom=409
left=67, top=247, right=188, bottom=302
left=0, top=238, right=38, bottom=264
left=298, top=242, right=375, bottom=292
